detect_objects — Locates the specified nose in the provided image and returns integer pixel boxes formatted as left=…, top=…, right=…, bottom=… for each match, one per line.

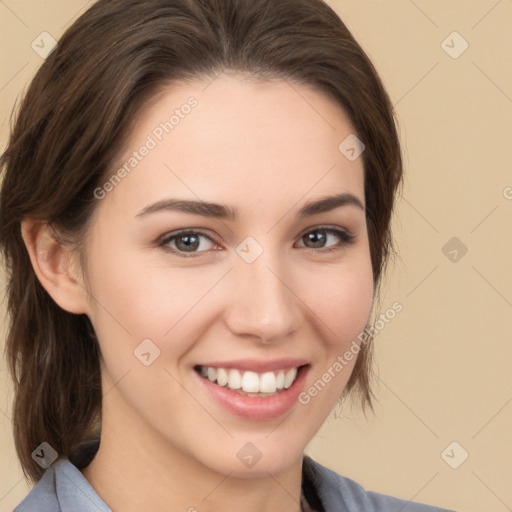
left=224, top=249, right=302, bottom=344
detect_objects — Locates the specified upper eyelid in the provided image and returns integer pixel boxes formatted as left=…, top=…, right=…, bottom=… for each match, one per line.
left=159, top=228, right=217, bottom=244
left=295, top=226, right=354, bottom=244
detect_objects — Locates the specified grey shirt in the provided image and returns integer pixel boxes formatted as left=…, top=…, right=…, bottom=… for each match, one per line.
left=13, top=455, right=456, bottom=512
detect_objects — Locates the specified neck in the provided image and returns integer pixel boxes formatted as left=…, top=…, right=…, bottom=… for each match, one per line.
left=80, top=390, right=304, bottom=512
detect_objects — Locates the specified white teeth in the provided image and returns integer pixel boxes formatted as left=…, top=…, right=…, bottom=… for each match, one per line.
left=260, top=371, right=277, bottom=393
left=207, top=367, right=217, bottom=382
left=276, top=370, right=285, bottom=390
left=284, top=368, right=297, bottom=389
left=242, top=371, right=260, bottom=393
left=228, top=368, right=242, bottom=389
left=216, top=368, right=229, bottom=387
left=198, top=365, right=301, bottom=394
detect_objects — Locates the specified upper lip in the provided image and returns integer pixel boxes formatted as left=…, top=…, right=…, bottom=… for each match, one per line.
left=195, top=358, right=310, bottom=372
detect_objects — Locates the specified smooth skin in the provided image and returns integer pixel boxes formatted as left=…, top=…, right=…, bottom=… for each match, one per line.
left=22, top=72, right=374, bottom=512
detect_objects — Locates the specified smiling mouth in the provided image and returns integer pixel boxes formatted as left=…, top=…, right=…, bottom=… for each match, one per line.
left=194, top=364, right=308, bottom=397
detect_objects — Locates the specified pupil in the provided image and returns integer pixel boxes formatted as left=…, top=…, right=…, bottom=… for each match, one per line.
left=177, top=233, right=199, bottom=252
left=306, top=230, right=326, bottom=248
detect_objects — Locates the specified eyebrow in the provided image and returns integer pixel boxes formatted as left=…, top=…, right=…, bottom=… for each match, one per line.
left=135, top=192, right=365, bottom=221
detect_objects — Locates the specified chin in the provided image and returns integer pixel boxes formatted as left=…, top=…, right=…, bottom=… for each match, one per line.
left=199, top=434, right=307, bottom=478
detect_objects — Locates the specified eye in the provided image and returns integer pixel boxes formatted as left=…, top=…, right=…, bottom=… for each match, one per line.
left=295, top=227, right=355, bottom=252
left=158, top=230, right=219, bottom=257
left=157, top=226, right=355, bottom=258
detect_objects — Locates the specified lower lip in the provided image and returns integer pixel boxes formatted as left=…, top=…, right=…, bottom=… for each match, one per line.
left=194, top=366, right=310, bottom=420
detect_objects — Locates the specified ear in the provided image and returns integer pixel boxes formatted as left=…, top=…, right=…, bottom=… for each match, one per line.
left=20, top=219, right=90, bottom=315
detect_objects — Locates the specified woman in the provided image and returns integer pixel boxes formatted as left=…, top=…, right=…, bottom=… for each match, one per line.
left=0, top=0, right=456, bottom=510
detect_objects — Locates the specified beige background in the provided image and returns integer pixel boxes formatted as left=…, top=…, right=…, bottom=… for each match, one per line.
left=1, top=1, right=511, bottom=511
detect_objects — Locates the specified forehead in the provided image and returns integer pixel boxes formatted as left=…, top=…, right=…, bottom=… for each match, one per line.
left=99, top=73, right=365, bottom=219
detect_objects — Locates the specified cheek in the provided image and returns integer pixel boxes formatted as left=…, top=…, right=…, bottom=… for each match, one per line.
left=85, top=247, right=223, bottom=357
left=300, top=258, right=374, bottom=347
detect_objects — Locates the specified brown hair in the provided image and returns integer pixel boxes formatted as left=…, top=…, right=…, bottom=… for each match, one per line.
left=0, top=0, right=402, bottom=483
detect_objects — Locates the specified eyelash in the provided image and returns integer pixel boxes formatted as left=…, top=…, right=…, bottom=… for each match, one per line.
left=157, top=226, right=356, bottom=258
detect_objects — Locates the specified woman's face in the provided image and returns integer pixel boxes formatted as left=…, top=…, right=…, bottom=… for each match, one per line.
left=81, top=73, right=374, bottom=476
